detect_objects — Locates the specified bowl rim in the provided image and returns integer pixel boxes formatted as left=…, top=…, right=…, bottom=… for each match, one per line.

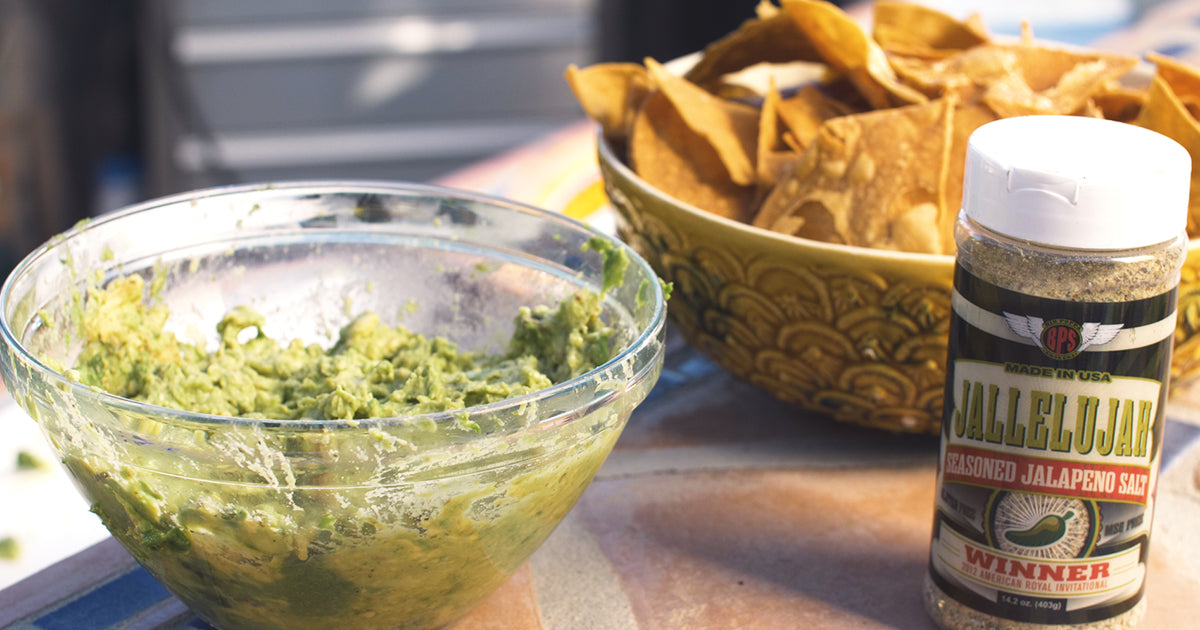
left=595, top=129, right=957, bottom=266
left=0, top=179, right=668, bottom=435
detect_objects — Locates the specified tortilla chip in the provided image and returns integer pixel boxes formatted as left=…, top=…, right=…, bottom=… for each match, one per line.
left=963, top=13, right=987, bottom=38
left=683, top=5, right=821, bottom=88
left=888, top=54, right=974, bottom=100
left=1014, top=45, right=1137, bottom=92
left=1091, top=83, right=1147, bottom=123
left=942, top=102, right=998, bottom=253
left=706, top=81, right=764, bottom=102
left=983, top=57, right=1133, bottom=117
left=1078, top=99, right=1105, bottom=119
left=563, top=63, right=651, bottom=140
left=782, top=130, right=805, bottom=153
left=1135, top=73, right=1200, bottom=236
left=756, top=0, right=781, bottom=19
left=758, top=79, right=806, bottom=196
left=753, top=98, right=955, bottom=254
left=1020, top=21, right=1034, bottom=45
left=630, top=91, right=756, bottom=222
left=1148, top=52, right=1200, bottom=98
left=872, top=1, right=989, bottom=59
left=758, top=79, right=784, bottom=186
left=1180, top=96, right=1200, bottom=121
left=892, top=202, right=942, bottom=254
left=777, top=85, right=855, bottom=149
left=646, top=58, right=761, bottom=186
left=1145, top=53, right=1200, bottom=122
left=889, top=47, right=1010, bottom=100
left=780, top=0, right=928, bottom=109
left=891, top=43, right=1137, bottom=108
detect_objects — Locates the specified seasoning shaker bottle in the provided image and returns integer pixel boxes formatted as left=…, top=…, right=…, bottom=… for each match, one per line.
left=925, top=115, right=1192, bottom=630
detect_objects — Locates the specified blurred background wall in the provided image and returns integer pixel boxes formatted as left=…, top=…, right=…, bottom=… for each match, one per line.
left=0, top=0, right=140, bottom=276
left=0, top=0, right=762, bottom=280
left=144, top=0, right=601, bottom=193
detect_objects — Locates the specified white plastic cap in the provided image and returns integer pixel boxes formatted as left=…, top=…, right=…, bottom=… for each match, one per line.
left=962, top=115, right=1191, bottom=250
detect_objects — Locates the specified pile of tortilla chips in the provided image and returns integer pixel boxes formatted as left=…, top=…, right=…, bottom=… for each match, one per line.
left=566, top=0, right=1200, bottom=255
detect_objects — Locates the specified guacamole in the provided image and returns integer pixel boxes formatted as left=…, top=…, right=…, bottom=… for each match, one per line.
left=61, top=261, right=628, bottom=630
left=74, top=274, right=612, bottom=421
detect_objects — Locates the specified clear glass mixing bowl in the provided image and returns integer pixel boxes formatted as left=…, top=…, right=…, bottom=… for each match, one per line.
left=0, top=181, right=666, bottom=630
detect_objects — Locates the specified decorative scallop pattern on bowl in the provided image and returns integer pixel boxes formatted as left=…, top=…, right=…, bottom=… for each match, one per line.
left=598, top=138, right=954, bottom=434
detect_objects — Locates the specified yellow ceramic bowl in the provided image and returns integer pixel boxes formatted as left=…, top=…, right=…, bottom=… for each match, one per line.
left=597, top=133, right=1200, bottom=434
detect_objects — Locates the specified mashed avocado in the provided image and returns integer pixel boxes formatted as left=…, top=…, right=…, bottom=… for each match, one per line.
left=74, top=274, right=612, bottom=421
left=61, top=250, right=631, bottom=630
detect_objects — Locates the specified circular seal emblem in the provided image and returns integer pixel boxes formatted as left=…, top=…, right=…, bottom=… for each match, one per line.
left=1040, top=318, right=1084, bottom=360
left=986, top=492, right=1099, bottom=559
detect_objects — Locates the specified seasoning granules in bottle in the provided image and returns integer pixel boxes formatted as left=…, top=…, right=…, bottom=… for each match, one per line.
left=924, top=115, right=1191, bottom=630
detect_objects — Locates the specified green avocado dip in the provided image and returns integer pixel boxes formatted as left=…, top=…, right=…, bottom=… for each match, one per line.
left=75, top=274, right=612, bottom=421
left=57, top=246, right=633, bottom=630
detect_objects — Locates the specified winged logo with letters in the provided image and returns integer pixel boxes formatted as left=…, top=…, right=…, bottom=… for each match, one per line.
left=1003, top=313, right=1124, bottom=357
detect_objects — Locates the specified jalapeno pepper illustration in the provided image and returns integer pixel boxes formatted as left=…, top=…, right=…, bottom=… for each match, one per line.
left=1004, top=511, right=1075, bottom=547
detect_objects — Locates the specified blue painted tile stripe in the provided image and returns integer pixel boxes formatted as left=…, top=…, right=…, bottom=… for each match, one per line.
left=33, top=568, right=171, bottom=630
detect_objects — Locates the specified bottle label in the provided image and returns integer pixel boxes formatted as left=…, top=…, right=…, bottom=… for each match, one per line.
left=928, top=264, right=1175, bottom=624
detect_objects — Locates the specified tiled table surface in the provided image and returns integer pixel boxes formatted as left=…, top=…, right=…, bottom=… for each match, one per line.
left=486, top=325, right=1200, bottom=630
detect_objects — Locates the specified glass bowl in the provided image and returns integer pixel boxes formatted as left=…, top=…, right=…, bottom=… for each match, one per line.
left=0, top=181, right=666, bottom=630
